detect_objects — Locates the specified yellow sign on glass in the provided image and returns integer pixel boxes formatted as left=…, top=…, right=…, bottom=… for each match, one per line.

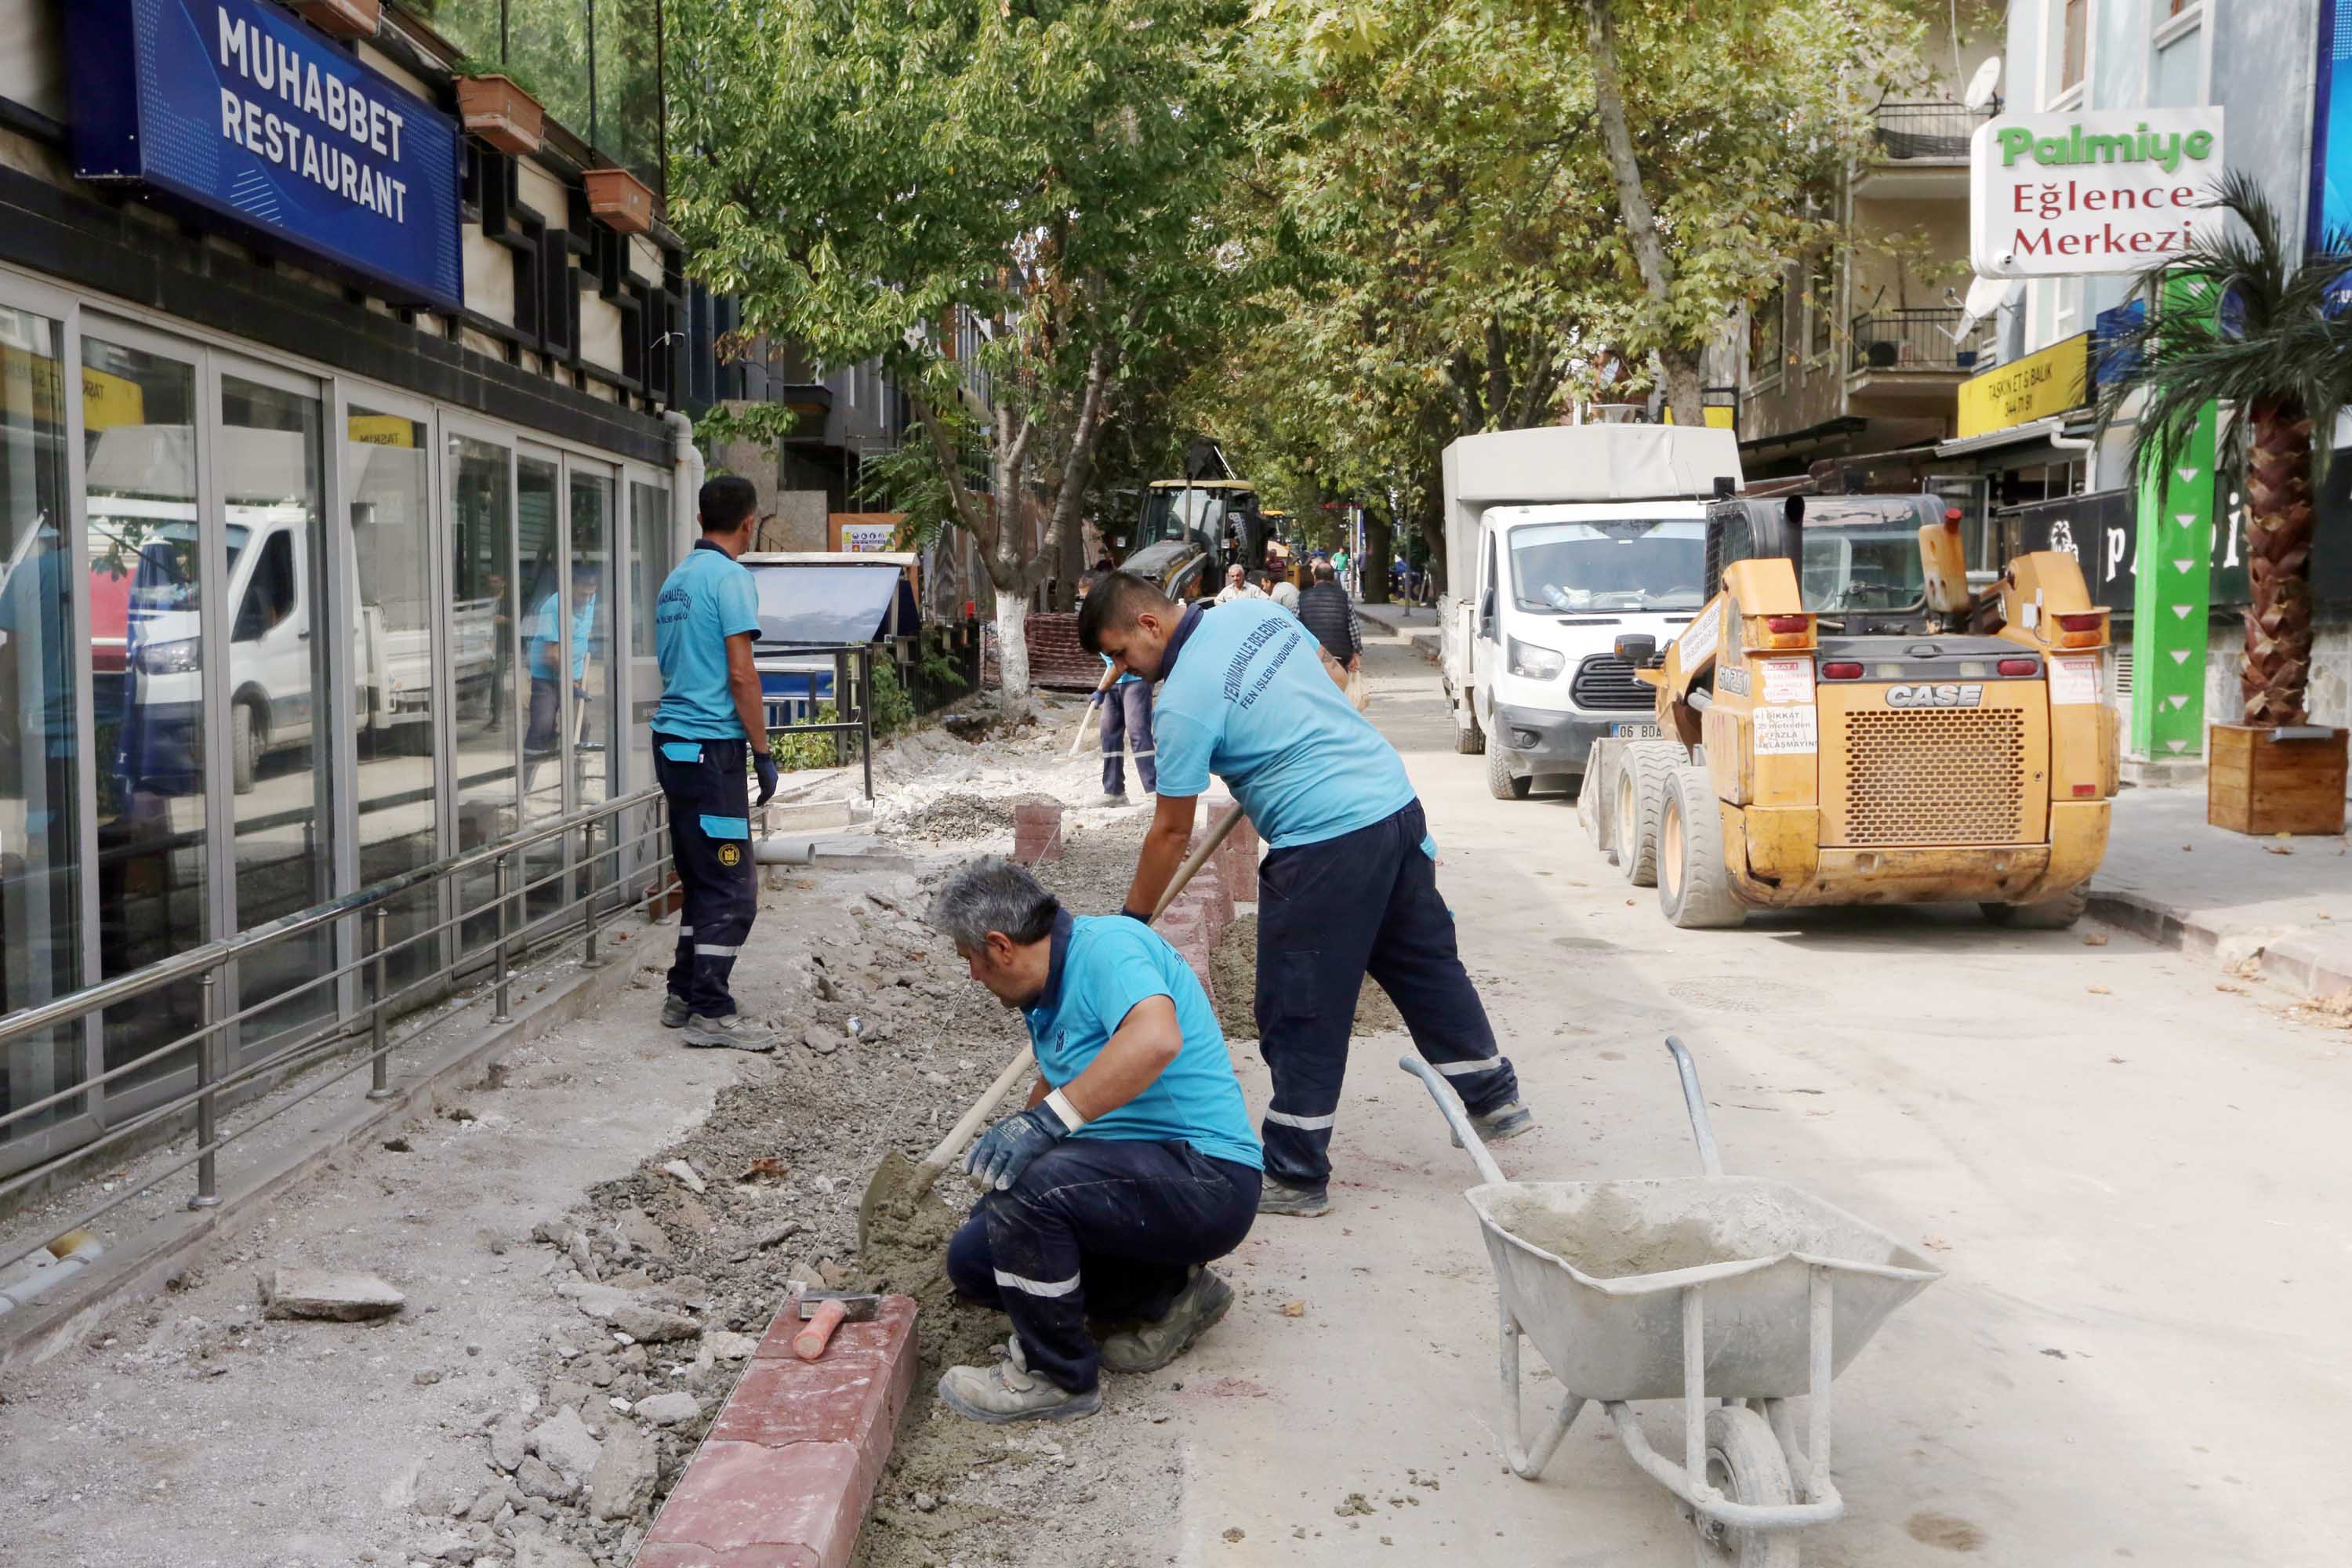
left=1956, top=332, right=2088, bottom=441
left=347, top=413, right=417, bottom=447
left=1663, top=405, right=1737, bottom=429
left=0, top=346, right=147, bottom=429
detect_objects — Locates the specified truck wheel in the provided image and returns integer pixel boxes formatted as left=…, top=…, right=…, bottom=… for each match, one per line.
left=1486, top=739, right=1530, bottom=800
left=1658, top=766, right=1746, bottom=929
left=231, top=701, right=259, bottom=796
left=1982, top=885, right=2090, bottom=930
left=1454, top=705, right=1485, bottom=755
left=1612, top=741, right=1683, bottom=887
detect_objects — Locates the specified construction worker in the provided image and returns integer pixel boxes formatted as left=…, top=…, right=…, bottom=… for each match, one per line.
left=650, top=476, right=780, bottom=1051
left=931, top=858, right=1261, bottom=1424
left=1093, top=652, right=1156, bottom=807
left=1078, top=572, right=1530, bottom=1218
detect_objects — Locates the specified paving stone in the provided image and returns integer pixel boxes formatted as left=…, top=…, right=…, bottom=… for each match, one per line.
left=260, top=1268, right=405, bottom=1321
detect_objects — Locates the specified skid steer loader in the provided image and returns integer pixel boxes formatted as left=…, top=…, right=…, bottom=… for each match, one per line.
left=1583, top=490, right=2118, bottom=929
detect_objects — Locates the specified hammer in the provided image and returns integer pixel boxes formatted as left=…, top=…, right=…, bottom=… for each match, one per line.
left=793, top=1290, right=880, bottom=1361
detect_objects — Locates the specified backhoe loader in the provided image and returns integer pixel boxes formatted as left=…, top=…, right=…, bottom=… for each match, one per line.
left=1585, top=490, right=2118, bottom=929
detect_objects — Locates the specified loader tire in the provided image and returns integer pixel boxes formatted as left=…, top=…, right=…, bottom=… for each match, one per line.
left=1612, top=740, right=1684, bottom=887
left=1454, top=702, right=1485, bottom=755
left=1486, top=737, right=1530, bottom=800
left=1690, top=1405, right=1798, bottom=1568
left=1982, top=884, right=2090, bottom=930
left=1658, top=766, right=1746, bottom=929
left=1576, top=741, right=1617, bottom=861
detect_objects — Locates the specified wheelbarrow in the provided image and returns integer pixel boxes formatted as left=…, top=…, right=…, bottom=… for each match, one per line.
left=1401, top=1038, right=1941, bottom=1566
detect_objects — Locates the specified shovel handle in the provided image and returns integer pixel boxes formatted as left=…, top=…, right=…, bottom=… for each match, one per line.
left=1151, top=803, right=1246, bottom=922
left=793, top=1298, right=846, bottom=1360
left=913, top=1045, right=1037, bottom=1185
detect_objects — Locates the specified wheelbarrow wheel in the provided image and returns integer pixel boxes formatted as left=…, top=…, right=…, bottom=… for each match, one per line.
left=1691, top=1405, right=1798, bottom=1568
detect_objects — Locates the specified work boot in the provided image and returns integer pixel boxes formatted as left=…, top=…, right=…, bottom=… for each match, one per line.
left=1098, top=1268, right=1234, bottom=1374
left=659, top=994, right=690, bottom=1029
left=681, top=1014, right=779, bottom=1052
left=1098, top=793, right=1131, bottom=808
left=1452, top=1101, right=1535, bottom=1148
left=936, top=1338, right=1102, bottom=1425
left=1257, top=1180, right=1332, bottom=1218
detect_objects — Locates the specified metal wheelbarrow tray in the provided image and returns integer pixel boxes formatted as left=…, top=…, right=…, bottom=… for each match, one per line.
left=1403, top=1039, right=1940, bottom=1566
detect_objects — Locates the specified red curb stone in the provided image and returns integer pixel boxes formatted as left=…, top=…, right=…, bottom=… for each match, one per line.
left=646, top=1296, right=917, bottom=1568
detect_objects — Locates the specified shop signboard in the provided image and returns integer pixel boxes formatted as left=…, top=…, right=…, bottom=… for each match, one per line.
left=1970, top=108, right=2226, bottom=278
left=1999, top=484, right=2251, bottom=615
left=64, top=0, right=464, bottom=311
left=1955, top=332, right=2088, bottom=441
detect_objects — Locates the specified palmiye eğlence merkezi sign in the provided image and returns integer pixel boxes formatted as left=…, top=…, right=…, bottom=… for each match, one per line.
left=1969, top=108, right=2226, bottom=279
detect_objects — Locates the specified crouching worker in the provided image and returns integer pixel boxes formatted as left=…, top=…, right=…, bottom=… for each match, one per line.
left=928, top=858, right=1261, bottom=1424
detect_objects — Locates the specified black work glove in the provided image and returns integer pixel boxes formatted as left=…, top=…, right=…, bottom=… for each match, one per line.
left=964, top=1105, right=1069, bottom=1192
left=753, top=752, right=780, bottom=808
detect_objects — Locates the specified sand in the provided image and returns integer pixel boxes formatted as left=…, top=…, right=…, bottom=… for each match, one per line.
left=1208, top=913, right=1407, bottom=1041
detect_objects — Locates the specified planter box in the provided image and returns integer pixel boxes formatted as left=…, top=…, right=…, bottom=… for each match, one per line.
left=2207, top=724, right=2349, bottom=837
left=455, top=75, right=543, bottom=156
left=583, top=167, right=657, bottom=234
left=292, top=0, right=380, bottom=35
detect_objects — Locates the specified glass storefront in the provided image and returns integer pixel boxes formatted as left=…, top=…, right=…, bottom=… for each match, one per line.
left=0, top=286, right=678, bottom=1171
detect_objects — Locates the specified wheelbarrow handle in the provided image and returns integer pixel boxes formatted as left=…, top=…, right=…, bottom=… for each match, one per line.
left=1397, top=1055, right=1508, bottom=1185
left=1663, top=1035, right=1725, bottom=1179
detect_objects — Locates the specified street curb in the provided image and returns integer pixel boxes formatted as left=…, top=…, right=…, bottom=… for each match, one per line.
left=2088, top=888, right=2352, bottom=998
left=639, top=1294, right=919, bottom=1568
left=0, top=924, right=669, bottom=1371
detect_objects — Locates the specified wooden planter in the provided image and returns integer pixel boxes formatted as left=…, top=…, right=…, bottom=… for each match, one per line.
left=583, top=167, right=657, bottom=234
left=454, top=75, right=544, bottom=156
left=292, top=0, right=380, bottom=35
left=2208, top=724, right=2349, bottom=836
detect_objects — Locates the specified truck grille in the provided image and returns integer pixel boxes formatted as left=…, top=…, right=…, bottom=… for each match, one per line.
left=1835, top=708, right=2027, bottom=845
left=1569, top=655, right=1653, bottom=712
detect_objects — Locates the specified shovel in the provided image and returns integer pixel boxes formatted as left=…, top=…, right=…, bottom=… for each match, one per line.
left=855, top=800, right=1247, bottom=1251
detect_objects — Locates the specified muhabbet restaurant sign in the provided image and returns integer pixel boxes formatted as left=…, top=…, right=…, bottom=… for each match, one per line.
left=1970, top=108, right=2225, bottom=278
left=66, top=0, right=464, bottom=311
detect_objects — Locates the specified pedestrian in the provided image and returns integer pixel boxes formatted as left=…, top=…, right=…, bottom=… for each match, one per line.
left=1331, top=543, right=1352, bottom=594
left=931, top=858, right=1261, bottom=1423
left=1213, top=562, right=1265, bottom=604
left=1078, top=573, right=1530, bottom=1218
left=1295, top=560, right=1363, bottom=678
left=1257, top=568, right=1289, bottom=607
left=649, top=476, right=781, bottom=1051
left=523, top=561, right=599, bottom=759
left=1092, top=649, right=1156, bottom=807
left=1268, top=568, right=1300, bottom=612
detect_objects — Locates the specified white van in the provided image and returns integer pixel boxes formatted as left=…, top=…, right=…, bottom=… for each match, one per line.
left=1439, top=426, right=1742, bottom=800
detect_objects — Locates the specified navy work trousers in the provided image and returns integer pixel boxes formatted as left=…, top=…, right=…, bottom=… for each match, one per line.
left=1254, top=799, right=1516, bottom=1189
left=946, top=1138, right=1260, bottom=1393
left=652, top=732, right=756, bottom=1018
left=1099, top=681, right=1157, bottom=797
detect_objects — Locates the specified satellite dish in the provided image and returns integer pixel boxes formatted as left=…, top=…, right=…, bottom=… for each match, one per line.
left=1960, top=274, right=2015, bottom=323
left=1962, top=56, right=2003, bottom=113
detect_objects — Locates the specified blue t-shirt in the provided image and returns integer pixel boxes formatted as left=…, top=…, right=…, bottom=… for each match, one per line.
left=528, top=590, right=598, bottom=681
left=1102, top=652, right=1139, bottom=688
left=1152, top=602, right=1415, bottom=849
left=1022, top=913, right=1261, bottom=1171
left=652, top=543, right=761, bottom=739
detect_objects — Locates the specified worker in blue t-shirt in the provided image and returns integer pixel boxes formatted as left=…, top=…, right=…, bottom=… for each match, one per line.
left=1091, top=651, right=1155, bottom=806
left=1077, top=571, right=1530, bottom=1218
left=648, top=476, right=781, bottom=1052
left=930, top=857, right=1261, bottom=1425
left=523, top=562, right=600, bottom=759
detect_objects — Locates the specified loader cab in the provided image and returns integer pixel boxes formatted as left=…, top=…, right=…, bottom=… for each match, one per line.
left=1704, top=493, right=1940, bottom=633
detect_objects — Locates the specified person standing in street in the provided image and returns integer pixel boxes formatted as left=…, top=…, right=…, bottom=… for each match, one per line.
left=1295, top=560, right=1363, bottom=677
left=1267, top=567, right=1300, bottom=612
left=1078, top=572, right=1531, bottom=1218
left=1092, top=649, right=1156, bottom=807
left=1213, top=562, right=1265, bottom=604
left=650, top=476, right=780, bottom=1051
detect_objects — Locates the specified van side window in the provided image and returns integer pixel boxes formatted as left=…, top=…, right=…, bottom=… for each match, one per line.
left=1479, top=533, right=1499, bottom=636
left=234, top=532, right=297, bottom=642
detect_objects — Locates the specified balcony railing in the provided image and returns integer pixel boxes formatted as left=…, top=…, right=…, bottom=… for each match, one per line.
left=1849, top=310, right=1991, bottom=375
left=1871, top=100, right=1995, bottom=162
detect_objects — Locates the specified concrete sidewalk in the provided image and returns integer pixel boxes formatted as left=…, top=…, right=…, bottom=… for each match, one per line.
left=1354, top=598, right=1440, bottom=660
left=2092, top=787, right=2352, bottom=997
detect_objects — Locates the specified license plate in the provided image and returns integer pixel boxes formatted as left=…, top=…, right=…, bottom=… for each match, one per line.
left=1612, top=723, right=1661, bottom=739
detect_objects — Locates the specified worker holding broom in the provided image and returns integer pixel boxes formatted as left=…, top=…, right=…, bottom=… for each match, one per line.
left=1078, top=572, right=1531, bottom=1218
left=930, top=857, right=1261, bottom=1424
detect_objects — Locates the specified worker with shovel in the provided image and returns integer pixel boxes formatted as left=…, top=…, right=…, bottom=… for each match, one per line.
left=930, top=858, right=1261, bottom=1424
left=1079, top=572, right=1531, bottom=1218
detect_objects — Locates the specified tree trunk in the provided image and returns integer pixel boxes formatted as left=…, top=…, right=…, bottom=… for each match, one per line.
left=1658, top=347, right=1706, bottom=433
left=1051, top=503, right=1086, bottom=612
left=1361, top=509, right=1392, bottom=604
left=2239, top=398, right=2317, bottom=727
left=1415, top=477, right=1446, bottom=594
left=992, top=576, right=1033, bottom=716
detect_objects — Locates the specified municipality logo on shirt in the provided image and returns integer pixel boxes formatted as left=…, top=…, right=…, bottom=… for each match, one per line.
left=1222, top=616, right=1304, bottom=709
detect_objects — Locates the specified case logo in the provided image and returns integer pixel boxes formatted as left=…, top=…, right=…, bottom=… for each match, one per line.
left=1886, top=682, right=1984, bottom=709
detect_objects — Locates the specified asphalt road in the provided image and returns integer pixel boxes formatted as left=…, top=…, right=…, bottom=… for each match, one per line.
left=1164, top=619, right=2352, bottom=1566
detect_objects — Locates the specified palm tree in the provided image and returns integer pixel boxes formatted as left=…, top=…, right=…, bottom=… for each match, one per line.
left=2092, top=170, right=2352, bottom=728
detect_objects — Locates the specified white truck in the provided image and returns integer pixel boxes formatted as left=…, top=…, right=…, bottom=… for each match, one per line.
left=1439, top=425, right=1743, bottom=800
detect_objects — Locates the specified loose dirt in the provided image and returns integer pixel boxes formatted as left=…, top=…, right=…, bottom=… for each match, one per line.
left=1488, top=1189, right=1744, bottom=1279
left=1208, top=913, right=1406, bottom=1041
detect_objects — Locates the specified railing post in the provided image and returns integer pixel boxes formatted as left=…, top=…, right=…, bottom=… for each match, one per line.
left=643, top=797, right=665, bottom=924
left=581, top=817, right=604, bottom=971
left=188, top=969, right=222, bottom=1210
left=366, top=906, right=394, bottom=1099
left=492, top=851, right=514, bottom=1024
left=860, top=644, right=874, bottom=803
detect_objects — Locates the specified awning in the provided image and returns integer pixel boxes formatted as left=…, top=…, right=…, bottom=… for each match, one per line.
left=1933, top=415, right=2088, bottom=459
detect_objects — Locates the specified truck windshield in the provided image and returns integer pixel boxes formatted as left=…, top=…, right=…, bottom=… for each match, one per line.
left=1510, top=520, right=1705, bottom=612
left=1801, top=525, right=1926, bottom=612
left=1138, top=488, right=1247, bottom=550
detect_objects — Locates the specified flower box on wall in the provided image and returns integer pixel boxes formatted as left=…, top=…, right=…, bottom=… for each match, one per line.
left=2207, top=723, right=2349, bottom=836
left=292, top=0, right=380, bottom=36
left=454, top=75, right=544, bottom=157
left=583, top=168, right=656, bottom=234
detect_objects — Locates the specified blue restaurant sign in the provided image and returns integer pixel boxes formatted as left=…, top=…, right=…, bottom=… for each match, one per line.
left=65, top=0, right=465, bottom=311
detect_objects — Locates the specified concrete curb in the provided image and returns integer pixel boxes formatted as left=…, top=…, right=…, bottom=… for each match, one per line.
left=639, top=1294, right=919, bottom=1567
left=2089, top=887, right=2352, bottom=998
left=0, top=924, right=669, bottom=1370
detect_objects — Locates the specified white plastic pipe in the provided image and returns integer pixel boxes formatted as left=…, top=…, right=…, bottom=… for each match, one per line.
left=0, top=1230, right=104, bottom=1316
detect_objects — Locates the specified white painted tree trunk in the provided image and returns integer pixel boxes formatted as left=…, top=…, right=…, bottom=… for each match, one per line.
left=993, top=581, right=1033, bottom=715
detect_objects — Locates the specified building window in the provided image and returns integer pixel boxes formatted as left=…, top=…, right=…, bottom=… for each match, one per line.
left=405, top=1, right=666, bottom=193
left=1809, top=257, right=1835, bottom=361
left=2056, top=0, right=2089, bottom=103
left=2151, top=2, right=2205, bottom=107
left=1749, top=287, right=1785, bottom=385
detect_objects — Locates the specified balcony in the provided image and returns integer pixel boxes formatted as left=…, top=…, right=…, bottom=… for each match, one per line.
left=1848, top=310, right=1992, bottom=411
left=1853, top=100, right=1993, bottom=199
